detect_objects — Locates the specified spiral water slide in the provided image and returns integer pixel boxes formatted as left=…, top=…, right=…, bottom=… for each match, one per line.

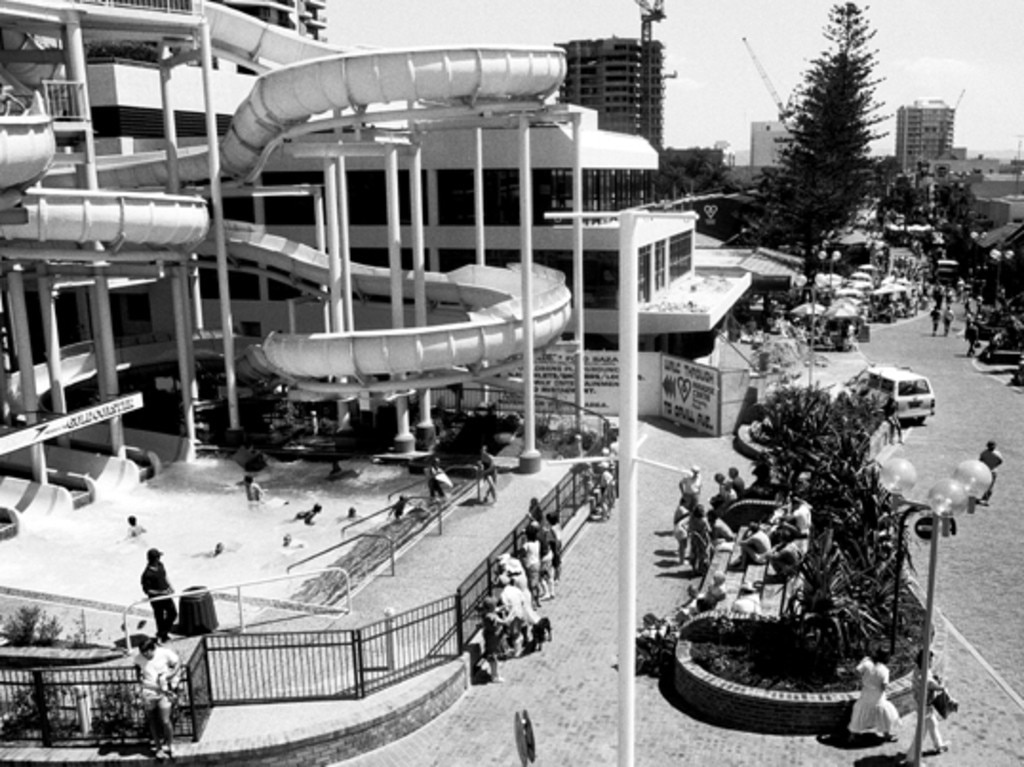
left=2, top=2, right=571, bottom=390
left=186, top=6, right=572, bottom=389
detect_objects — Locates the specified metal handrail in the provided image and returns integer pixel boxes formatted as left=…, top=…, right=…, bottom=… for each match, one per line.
left=341, top=499, right=411, bottom=539
left=388, top=478, right=426, bottom=501
left=287, top=532, right=395, bottom=577
left=122, top=567, right=350, bottom=650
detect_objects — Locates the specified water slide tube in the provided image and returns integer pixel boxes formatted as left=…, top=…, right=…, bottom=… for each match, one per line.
left=5, top=4, right=570, bottom=391
left=195, top=222, right=572, bottom=391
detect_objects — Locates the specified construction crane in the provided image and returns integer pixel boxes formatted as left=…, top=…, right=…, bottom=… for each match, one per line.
left=635, top=0, right=666, bottom=147
left=742, top=37, right=788, bottom=122
left=953, top=88, right=965, bottom=112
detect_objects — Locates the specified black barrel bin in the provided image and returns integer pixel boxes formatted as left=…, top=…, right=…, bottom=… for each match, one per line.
left=178, top=586, right=219, bottom=636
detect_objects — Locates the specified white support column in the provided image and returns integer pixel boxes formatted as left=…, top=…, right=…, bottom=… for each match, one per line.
left=178, top=264, right=198, bottom=403
left=253, top=175, right=266, bottom=227
left=286, top=299, right=297, bottom=333
left=63, top=15, right=98, bottom=189
left=35, top=267, right=67, bottom=419
left=572, top=114, right=586, bottom=429
left=616, top=209, right=640, bottom=767
left=158, top=40, right=180, bottom=194
left=171, top=266, right=196, bottom=460
left=337, top=155, right=354, bottom=333
left=8, top=267, right=47, bottom=483
left=385, top=145, right=413, bottom=453
left=0, top=291, right=9, bottom=426
left=199, top=19, right=240, bottom=437
left=93, top=267, right=124, bottom=456
left=410, top=138, right=434, bottom=447
left=323, top=157, right=344, bottom=333
left=190, top=266, right=204, bottom=331
left=517, top=116, right=540, bottom=474
left=474, top=127, right=486, bottom=266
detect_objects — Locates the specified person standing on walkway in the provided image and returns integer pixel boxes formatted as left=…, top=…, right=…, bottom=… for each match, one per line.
left=243, top=474, right=264, bottom=508
left=883, top=396, right=903, bottom=445
left=847, top=648, right=901, bottom=743
left=133, top=636, right=181, bottom=761
left=141, top=549, right=177, bottom=643
left=942, top=306, right=954, bottom=336
left=479, top=446, right=498, bottom=504
left=678, top=465, right=701, bottom=513
left=930, top=304, right=941, bottom=335
left=965, top=318, right=979, bottom=357
left=978, top=440, right=1004, bottom=505
left=727, top=466, right=746, bottom=500
left=901, top=650, right=948, bottom=763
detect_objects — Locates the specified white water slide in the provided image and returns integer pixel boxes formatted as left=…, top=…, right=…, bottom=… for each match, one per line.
left=1, top=1, right=572, bottom=391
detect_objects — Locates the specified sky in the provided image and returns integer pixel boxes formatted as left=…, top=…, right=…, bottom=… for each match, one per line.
left=328, top=0, right=1024, bottom=159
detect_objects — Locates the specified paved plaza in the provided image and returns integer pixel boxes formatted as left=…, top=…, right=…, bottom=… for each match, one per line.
left=3, top=309, right=1024, bottom=766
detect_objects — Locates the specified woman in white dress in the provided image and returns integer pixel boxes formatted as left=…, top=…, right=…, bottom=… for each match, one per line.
left=848, top=649, right=901, bottom=741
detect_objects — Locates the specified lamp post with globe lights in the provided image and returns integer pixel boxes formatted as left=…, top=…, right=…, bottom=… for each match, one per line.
left=990, top=248, right=1008, bottom=306
left=880, top=457, right=992, bottom=766
left=818, top=248, right=841, bottom=285
left=793, top=272, right=829, bottom=387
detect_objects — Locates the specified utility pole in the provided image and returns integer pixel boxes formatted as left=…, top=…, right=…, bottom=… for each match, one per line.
left=634, top=0, right=666, bottom=148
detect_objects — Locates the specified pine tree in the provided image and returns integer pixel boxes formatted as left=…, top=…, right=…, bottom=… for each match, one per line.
left=755, top=3, right=886, bottom=264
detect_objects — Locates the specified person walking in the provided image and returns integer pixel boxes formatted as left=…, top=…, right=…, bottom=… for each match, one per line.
left=929, top=304, right=940, bottom=335
left=847, top=648, right=901, bottom=743
left=942, top=306, right=954, bottom=336
left=678, top=465, right=701, bottom=513
left=965, top=318, right=979, bottom=357
left=883, top=396, right=903, bottom=445
left=141, top=549, right=177, bottom=643
left=133, top=636, right=181, bottom=761
left=901, top=650, right=948, bottom=763
left=978, top=439, right=1003, bottom=505
left=479, top=446, right=498, bottom=504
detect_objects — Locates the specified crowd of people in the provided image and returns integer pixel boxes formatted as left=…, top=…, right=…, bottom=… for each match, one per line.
left=475, top=499, right=562, bottom=683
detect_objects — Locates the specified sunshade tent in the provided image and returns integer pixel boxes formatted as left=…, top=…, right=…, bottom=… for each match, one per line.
left=835, top=288, right=864, bottom=298
left=825, top=304, right=861, bottom=319
left=848, top=279, right=874, bottom=291
left=790, top=302, right=827, bottom=317
left=849, top=271, right=874, bottom=281
left=872, top=284, right=908, bottom=296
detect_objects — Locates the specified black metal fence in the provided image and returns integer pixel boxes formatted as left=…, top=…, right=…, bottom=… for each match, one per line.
left=0, top=652, right=208, bottom=747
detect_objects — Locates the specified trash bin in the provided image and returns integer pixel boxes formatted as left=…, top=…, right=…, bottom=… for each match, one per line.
left=178, top=586, right=218, bottom=636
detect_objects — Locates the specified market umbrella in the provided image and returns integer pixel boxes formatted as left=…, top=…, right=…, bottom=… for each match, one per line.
left=848, top=279, right=874, bottom=291
left=790, top=302, right=827, bottom=317
left=835, top=288, right=864, bottom=298
left=825, top=304, right=861, bottom=319
left=872, top=284, right=907, bottom=296
left=849, top=271, right=873, bottom=281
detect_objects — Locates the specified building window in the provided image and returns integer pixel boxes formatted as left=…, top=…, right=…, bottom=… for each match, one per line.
left=484, top=169, right=520, bottom=226
left=347, top=170, right=425, bottom=226
left=638, top=244, right=651, bottom=302
left=669, top=231, right=693, bottom=280
left=267, top=280, right=302, bottom=301
left=438, top=249, right=477, bottom=271
left=437, top=170, right=475, bottom=225
left=229, top=270, right=261, bottom=301
left=654, top=240, right=666, bottom=291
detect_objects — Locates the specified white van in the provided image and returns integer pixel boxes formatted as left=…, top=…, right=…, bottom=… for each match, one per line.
left=853, top=366, right=935, bottom=424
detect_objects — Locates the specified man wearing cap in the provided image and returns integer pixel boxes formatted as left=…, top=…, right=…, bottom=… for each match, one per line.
left=679, top=466, right=702, bottom=513
left=141, top=549, right=177, bottom=643
left=978, top=440, right=1004, bottom=505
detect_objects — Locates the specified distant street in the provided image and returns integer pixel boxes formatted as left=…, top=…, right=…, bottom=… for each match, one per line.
left=866, top=307, right=1024, bottom=697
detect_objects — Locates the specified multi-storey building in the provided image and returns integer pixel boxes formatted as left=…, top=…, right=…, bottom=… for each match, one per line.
left=895, top=99, right=955, bottom=172
left=557, top=37, right=664, bottom=149
left=216, top=0, right=327, bottom=41
left=749, top=120, right=791, bottom=168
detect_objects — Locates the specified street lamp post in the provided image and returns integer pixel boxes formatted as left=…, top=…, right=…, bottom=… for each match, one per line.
left=879, top=457, right=991, bottom=766
left=818, top=248, right=841, bottom=284
left=794, top=273, right=828, bottom=387
left=990, top=248, right=1006, bottom=306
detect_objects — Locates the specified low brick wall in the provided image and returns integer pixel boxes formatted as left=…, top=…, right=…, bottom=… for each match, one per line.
left=672, top=620, right=922, bottom=735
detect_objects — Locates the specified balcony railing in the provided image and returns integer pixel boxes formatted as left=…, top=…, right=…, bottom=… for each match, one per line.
left=71, top=0, right=197, bottom=14
left=41, top=80, right=86, bottom=122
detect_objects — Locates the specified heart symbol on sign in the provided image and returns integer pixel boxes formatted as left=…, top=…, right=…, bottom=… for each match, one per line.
left=703, top=204, right=719, bottom=219
left=677, top=378, right=692, bottom=403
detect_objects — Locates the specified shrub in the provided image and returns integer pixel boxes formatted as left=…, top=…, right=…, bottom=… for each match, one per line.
left=91, top=684, right=146, bottom=742
left=0, top=607, right=63, bottom=647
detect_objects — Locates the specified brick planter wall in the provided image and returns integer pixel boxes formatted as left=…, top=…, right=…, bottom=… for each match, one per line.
left=672, top=618, right=924, bottom=736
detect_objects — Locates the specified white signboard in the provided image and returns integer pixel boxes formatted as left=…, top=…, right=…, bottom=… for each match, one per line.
left=531, top=348, right=621, bottom=414
left=0, top=393, right=143, bottom=453
left=661, top=356, right=720, bottom=435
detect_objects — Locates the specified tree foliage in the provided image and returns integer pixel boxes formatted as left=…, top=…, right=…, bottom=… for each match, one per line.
left=654, top=148, right=739, bottom=199
left=751, top=3, right=886, bottom=262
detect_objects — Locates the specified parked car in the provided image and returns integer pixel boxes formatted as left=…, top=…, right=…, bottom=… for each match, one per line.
left=849, top=366, right=935, bottom=424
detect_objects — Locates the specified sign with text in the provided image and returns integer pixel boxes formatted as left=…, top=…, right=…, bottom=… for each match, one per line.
left=661, top=356, right=720, bottom=435
left=530, top=348, right=621, bottom=414
left=0, top=393, right=143, bottom=454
